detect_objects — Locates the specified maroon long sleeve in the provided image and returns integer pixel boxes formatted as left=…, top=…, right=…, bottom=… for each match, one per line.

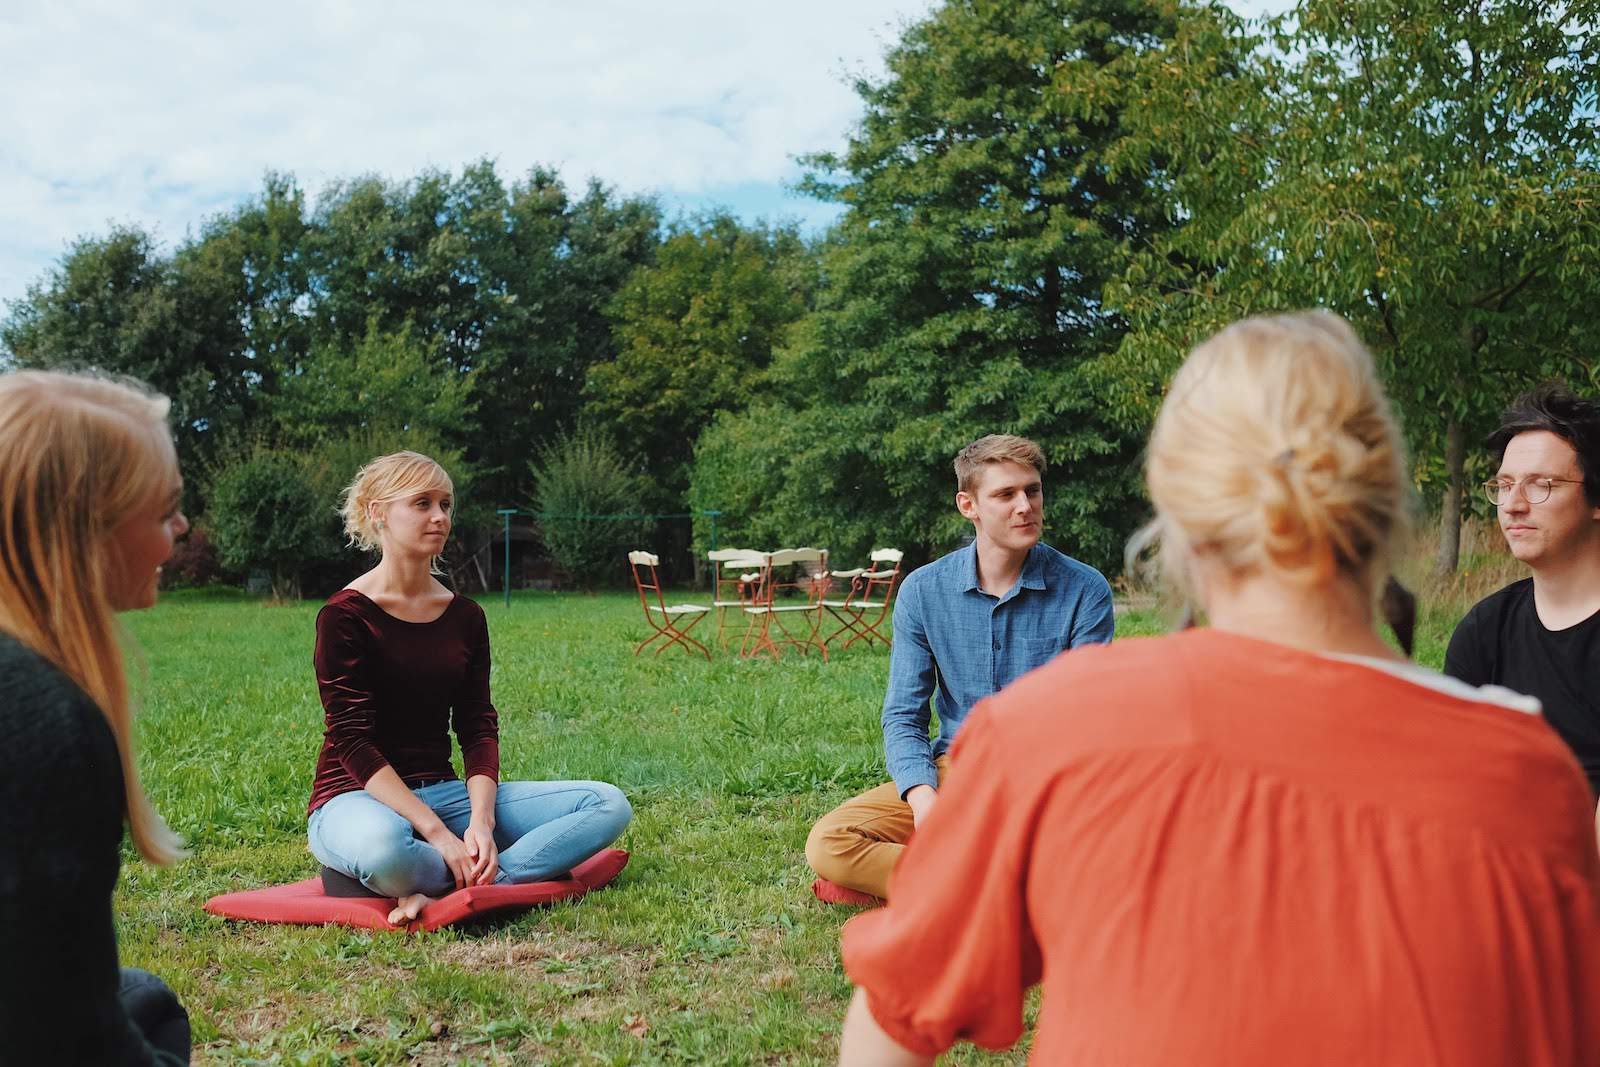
left=307, top=590, right=500, bottom=814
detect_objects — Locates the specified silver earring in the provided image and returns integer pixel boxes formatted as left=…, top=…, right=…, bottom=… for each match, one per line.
left=376, top=521, right=386, bottom=531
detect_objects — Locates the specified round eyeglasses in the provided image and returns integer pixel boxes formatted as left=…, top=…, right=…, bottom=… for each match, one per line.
left=1482, top=476, right=1585, bottom=506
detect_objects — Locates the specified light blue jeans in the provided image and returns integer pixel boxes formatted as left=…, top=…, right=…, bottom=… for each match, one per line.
left=307, top=779, right=632, bottom=898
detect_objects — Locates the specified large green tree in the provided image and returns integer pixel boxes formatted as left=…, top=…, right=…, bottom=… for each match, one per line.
left=207, top=447, right=335, bottom=601
left=2, top=164, right=661, bottom=518
left=1106, top=0, right=1600, bottom=572
left=175, top=173, right=316, bottom=401
left=527, top=427, right=653, bottom=588
left=302, top=164, right=662, bottom=509
left=690, top=0, right=1213, bottom=574
left=466, top=172, right=662, bottom=508
left=586, top=213, right=817, bottom=499
left=1, top=179, right=322, bottom=489
left=1, top=227, right=205, bottom=480
left=276, top=320, right=475, bottom=452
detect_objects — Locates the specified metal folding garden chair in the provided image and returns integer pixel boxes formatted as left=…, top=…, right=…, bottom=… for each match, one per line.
left=706, top=547, right=768, bottom=650
left=739, top=547, right=829, bottom=661
left=821, top=548, right=903, bottom=652
left=628, top=551, right=711, bottom=660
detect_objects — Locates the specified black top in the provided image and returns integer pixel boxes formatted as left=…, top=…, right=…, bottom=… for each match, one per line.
left=0, top=630, right=183, bottom=1066
left=1445, top=578, right=1600, bottom=797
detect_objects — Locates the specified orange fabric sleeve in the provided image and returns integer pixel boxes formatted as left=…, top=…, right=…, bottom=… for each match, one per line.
left=840, top=702, right=1042, bottom=1056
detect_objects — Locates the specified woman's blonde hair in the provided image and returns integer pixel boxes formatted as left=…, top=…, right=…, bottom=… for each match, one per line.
left=0, top=369, right=185, bottom=864
left=1135, top=310, right=1408, bottom=598
left=340, top=451, right=454, bottom=558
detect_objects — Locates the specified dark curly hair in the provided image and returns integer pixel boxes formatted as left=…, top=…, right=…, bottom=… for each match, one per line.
left=1487, top=382, right=1600, bottom=507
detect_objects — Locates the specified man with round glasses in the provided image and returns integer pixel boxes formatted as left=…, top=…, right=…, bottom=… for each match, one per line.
left=1445, top=383, right=1600, bottom=803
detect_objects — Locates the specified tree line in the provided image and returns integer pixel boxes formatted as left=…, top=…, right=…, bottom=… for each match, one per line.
left=4, top=0, right=1596, bottom=592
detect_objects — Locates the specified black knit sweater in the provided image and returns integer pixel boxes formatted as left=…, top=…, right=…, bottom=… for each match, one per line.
left=0, top=630, right=183, bottom=1065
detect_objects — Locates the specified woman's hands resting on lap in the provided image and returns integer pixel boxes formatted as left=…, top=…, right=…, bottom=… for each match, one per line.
left=462, top=773, right=500, bottom=885
left=462, top=822, right=499, bottom=885
left=420, top=823, right=478, bottom=889
left=416, top=821, right=496, bottom=889
left=361, top=766, right=501, bottom=890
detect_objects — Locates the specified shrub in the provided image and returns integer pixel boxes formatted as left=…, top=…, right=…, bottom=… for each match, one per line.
left=158, top=526, right=230, bottom=589
left=208, top=448, right=343, bottom=599
left=529, top=429, right=652, bottom=588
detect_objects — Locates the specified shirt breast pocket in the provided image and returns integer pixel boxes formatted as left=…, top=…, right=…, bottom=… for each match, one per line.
left=1011, top=636, right=1067, bottom=675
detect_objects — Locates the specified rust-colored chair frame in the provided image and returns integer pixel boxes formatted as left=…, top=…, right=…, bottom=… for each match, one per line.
left=822, top=548, right=903, bottom=652
left=739, top=548, right=829, bottom=661
left=628, top=551, right=711, bottom=660
left=706, top=548, right=768, bottom=650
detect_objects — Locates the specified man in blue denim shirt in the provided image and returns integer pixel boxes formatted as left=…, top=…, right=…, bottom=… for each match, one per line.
left=806, top=434, right=1115, bottom=903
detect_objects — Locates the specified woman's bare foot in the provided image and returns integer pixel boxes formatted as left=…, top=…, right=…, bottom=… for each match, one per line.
left=387, top=892, right=433, bottom=926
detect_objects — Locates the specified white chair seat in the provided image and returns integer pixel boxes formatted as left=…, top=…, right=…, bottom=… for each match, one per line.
left=651, top=603, right=709, bottom=615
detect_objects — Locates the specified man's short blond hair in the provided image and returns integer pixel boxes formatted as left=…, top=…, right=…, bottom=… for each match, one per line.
left=954, top=434, right=1046, bottom=494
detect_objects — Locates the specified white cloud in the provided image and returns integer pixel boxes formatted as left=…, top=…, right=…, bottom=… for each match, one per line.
left=1, top=0, right=1291, bottom=308
left=0, top=0, right=930, bottom=304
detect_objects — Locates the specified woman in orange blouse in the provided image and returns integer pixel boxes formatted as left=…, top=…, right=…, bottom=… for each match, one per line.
left=837, top=311, right=1600, bottom=1065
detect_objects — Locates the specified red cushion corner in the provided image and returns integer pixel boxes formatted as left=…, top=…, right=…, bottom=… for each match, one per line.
left=570, top=847, right=629, bottom=890
left=409, top=878, right=584, bottom=932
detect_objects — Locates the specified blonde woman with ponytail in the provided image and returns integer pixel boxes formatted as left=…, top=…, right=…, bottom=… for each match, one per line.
left=838, top=312, right=1600, bottom=1066
left=0, top=370, right=192, bottom=1065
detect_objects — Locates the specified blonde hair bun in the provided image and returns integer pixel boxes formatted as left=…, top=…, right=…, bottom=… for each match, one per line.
left=1143, top=310, right=1407, bottom=590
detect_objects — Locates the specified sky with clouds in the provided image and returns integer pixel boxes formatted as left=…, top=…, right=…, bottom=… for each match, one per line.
left=0, top=0, right=1292, bottom=311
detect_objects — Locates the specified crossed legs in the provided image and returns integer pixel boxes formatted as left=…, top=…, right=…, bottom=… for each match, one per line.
left=805, top=756, right=949, bottom=901
left=308, top=778, right=632, bottom=899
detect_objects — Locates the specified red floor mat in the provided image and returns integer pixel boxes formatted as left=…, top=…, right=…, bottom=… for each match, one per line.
left=204, top=849, right=628, bottom=933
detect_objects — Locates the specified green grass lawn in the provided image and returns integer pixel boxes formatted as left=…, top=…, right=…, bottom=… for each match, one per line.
left=115, top=586, right=1464, bottom=1065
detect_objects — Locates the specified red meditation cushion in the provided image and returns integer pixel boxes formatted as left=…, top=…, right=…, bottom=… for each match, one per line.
left=204, top=848, right=628, bottom=933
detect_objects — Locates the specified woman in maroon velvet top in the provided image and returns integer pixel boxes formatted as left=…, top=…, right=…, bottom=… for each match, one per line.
left=306, top=451, right=631, bottom=925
